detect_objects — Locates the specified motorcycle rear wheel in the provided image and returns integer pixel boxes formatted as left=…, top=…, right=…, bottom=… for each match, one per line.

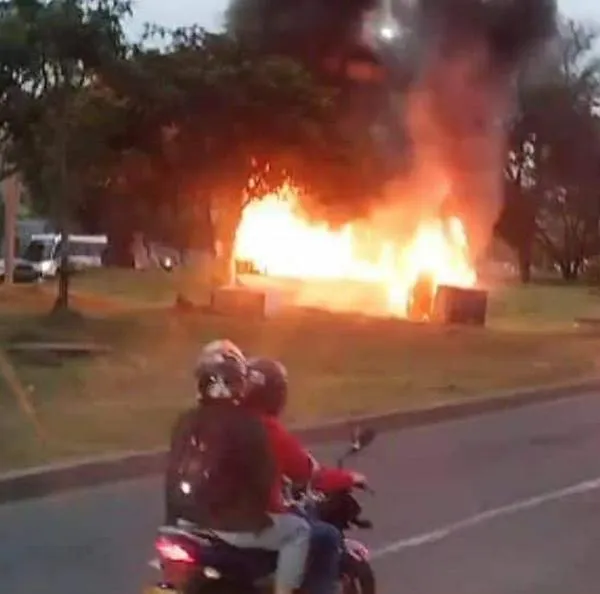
left=182, top=573, right=260, bottom=594
left=183, top=555, right=375, bottom=594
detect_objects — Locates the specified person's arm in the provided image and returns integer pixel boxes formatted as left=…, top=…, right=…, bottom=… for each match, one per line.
left=268, top=419, right=357, bottom=491
left=268, top=419, right=314, bottom=484
left=312, top=466, right=357, bottom=492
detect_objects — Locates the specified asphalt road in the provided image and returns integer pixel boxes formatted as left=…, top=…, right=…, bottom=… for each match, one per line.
left=4, top=392, right=600, bottom=593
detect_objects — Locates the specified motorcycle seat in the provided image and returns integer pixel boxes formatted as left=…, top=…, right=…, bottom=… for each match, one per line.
left=160, top=521, right=277, bottom=581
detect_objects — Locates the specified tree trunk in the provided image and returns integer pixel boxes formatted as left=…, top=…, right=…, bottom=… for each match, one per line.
left=2, top=172, right=19, bottom=286
left=54, top=241, right=70, bottom=311
left=559, top=260, right=580, bottom=282
left=216, top=229, right=237, bottom=286
left=214, top=200, right=242, bottom=287
left=52, top=108, right=71, bottom=313
left=517, top=242, right=532, bottom=284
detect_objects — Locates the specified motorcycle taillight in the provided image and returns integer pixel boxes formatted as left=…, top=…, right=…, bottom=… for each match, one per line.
left=155, top=536, right=197, bottom=564
left=155, top=535, right=200, bottom=590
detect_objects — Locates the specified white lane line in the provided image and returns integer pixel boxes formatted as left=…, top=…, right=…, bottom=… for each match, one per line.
left=371, top=476, right=600, bottom=560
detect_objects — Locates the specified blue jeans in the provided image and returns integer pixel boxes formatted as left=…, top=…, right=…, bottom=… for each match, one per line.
left=212, top=513, right=311, bottom=591
left=302, top=520, right=343, bottom=594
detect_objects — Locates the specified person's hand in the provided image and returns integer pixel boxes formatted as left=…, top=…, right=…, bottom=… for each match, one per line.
left=349, top=471, right=368, bottom=488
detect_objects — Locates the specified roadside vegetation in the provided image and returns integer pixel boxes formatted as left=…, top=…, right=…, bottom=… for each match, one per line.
left=2, top=1, right=600, bottom=471
left=0, top=278, right=599, bottom=471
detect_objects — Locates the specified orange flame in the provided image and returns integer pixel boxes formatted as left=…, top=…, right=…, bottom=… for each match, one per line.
left=234, top=183, right=476, bottom=317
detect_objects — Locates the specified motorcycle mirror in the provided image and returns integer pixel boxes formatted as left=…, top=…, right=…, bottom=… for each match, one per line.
left=351, top=427, right=376, bottom=451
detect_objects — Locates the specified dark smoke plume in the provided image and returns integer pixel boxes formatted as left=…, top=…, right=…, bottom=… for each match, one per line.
left=224, top=0, right=401, bottom=222
left=225, top=0, right=557, bottom=254
left=225, top=0, right=377, bottom=55
left=415, top=0, right=556, bottom=66
left=398, top=0, right=557, bottom=254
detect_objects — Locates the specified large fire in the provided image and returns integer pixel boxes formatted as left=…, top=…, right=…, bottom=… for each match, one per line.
left=234, top=183, right=476, bottom=317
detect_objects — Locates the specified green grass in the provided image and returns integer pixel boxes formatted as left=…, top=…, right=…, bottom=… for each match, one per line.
left=1, top=277, right=600, bottom=472
left=69, top=267, right=178, bottom=305
left=69, top=268, right=600, bottom=328
left=486, top=282, right=600, bottom=331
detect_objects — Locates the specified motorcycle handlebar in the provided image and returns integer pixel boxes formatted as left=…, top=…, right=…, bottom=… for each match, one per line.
left=288, top=480, right=374, bottom=507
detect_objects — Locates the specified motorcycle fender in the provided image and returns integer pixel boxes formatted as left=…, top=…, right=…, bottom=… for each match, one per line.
left=344, top=538, right=370, bottom=561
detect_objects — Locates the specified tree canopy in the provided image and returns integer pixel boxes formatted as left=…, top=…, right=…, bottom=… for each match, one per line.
left=0, top=0, right=133, bottom=306
left=496, top=20, right=600, bottom=281
left=1, top=3, right=384, bottom=295
left=2, top=0, right=600, bottom=300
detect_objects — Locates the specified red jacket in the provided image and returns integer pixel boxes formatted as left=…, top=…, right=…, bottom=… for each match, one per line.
left=261, top=415, right=355, bottom=512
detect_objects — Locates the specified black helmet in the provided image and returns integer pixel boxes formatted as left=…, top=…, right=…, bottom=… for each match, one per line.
left=194, top=340, right=248, bottom=405
left=245, top=357, right=288, bottom=416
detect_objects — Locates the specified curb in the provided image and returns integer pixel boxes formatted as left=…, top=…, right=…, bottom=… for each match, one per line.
left=1, top=377, right=600, bottom=505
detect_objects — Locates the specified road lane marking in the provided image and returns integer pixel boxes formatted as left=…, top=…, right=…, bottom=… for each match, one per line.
left=144, top=476, right=600, bottom=568
left=371, top=476, right=600, bottom=559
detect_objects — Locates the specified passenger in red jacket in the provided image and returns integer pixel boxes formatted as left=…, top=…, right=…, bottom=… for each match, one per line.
left=262, top=414, right=362, bottom=511
left=245, top=356, right=367, bottom=594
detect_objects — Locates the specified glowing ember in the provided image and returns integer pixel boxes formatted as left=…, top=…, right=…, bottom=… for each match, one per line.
left=234, top=183, right=476, bottom=317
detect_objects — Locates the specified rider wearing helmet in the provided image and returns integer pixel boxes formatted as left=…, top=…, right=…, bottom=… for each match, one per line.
left=165, top=340, right=311, bottom=594
left=166, top=339, right=256, bottom=524
left=245, top=357, right=288, bottom=416
left=245, top=356, right=367, bottom=495
left=245, top=356, right=367, bottom=594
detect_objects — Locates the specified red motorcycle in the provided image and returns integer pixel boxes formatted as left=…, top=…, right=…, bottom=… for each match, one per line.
left=145, top=427, right=377, bottom=594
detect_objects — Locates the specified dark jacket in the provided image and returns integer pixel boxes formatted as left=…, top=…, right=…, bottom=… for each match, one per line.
left=165, top=404, right=276, bottom=532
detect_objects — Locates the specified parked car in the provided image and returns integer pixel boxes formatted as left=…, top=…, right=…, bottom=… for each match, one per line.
left=15, top=233, right=108, bottom=280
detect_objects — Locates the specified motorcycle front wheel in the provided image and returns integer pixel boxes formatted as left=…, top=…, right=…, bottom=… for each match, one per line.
left=340, top=554, right=376, bottom=594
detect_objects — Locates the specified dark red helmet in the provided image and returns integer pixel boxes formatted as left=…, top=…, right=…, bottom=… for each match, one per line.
left=245, top=357, right=288, bottom=416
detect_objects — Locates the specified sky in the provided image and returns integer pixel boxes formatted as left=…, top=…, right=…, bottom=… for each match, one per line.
left=125, top=0, right=600, bottom=39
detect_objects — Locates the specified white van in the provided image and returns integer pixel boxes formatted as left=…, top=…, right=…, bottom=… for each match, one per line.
left=19, top=233, right=108, bottom=277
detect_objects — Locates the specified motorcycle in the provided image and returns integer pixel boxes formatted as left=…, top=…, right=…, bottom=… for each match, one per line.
left=145, top=426, right=377, bottom=594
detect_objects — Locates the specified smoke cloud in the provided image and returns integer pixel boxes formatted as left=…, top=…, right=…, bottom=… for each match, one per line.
left=226, top=0, right=558, bottom=256
left=395, top=0, right=558, bottom=254
left=225, top=0, right=377, bottom=52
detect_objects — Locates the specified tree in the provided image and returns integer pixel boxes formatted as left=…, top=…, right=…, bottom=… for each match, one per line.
left=2, top=9, right=388, bottom=294
left=496, top=19, right=600, bottom=282
left=0, top=0, right=131, bottom=308
left=88, top=28, right=383, bottom=284
left=225, top=0, right=380, bottom=77
left=224, top=0, right=400, bottom=217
